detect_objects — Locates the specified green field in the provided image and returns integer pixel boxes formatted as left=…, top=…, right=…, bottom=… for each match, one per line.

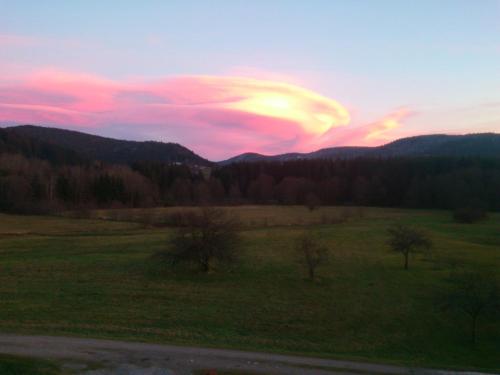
left=0, top=206, right=499, bottom=371
left=0, top=354, right=60, bottom=375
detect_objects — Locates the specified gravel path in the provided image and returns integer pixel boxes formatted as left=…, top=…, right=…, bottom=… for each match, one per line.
left=0, top=334, right=493, bottom=375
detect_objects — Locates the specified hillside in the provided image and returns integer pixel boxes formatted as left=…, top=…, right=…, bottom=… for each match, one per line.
left=0, top=127, right=87, bottom=165
left=3, top=126, right=499, bottom=166
left=221, top=133, right=500, bottom=164
left=1, top=124, right=499, bottom=213
left=371, top=133, right=500, bottom=157
left=5, top=125, right=211, bottom=166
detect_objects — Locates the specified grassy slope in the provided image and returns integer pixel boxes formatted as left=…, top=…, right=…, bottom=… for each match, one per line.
left=0, top=207, right=499, bottom=371
left=0, top=355, right=60, bottom=375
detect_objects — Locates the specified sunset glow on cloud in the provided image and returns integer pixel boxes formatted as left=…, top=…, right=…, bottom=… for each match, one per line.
left=216, top=77, right=350, bottom=135
left=364, top=109, right=413, bottom=142
left=0, top=70, right=410, bottom=159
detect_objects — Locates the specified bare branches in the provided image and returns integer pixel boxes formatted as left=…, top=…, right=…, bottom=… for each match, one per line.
left=296, top=232, right=329, bottom=281
left=440, top=272, right=499, bottom=345
left=166, top=207, right=240, bottom=273
left=387, top=223, right=432, bottom=270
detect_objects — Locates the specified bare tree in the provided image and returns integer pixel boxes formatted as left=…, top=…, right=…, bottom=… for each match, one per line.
left=296, top=232, right=329, bottom=281
left=166, top=207, right=240, bottom=272
left=387, top=223, right=432, bottom=270
left=440, top=272, right=499, bottom=345
left=305, top=192, right=321, bottom=211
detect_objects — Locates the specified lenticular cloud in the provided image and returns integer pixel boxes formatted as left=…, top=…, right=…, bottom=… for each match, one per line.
left=0, top=70, right=356, bottom=158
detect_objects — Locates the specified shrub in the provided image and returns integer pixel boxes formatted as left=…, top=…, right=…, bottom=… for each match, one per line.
left=453, top=206, right=487, bottom=224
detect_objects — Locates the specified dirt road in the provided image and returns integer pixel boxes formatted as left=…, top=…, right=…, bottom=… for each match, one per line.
left=0, top=334, right=491, bottom=375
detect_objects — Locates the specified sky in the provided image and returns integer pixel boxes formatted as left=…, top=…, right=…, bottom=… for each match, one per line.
left=0, top=0, right=499, bottom=160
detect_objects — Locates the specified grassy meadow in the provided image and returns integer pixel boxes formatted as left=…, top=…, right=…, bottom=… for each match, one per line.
left=0, top=206, right=499, bottom=371
left=0, top=354, right=61, bottom=375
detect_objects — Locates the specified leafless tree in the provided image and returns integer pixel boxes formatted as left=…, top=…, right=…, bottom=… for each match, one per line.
left=166, top=207, right=240, bottom=272
left=296, top=232, right=329, bottom=281
left=387, top=223, right=432, bottom=270
left=440, top=272, right=499, bottom=345
left=305, top=192, right=321, bottom=211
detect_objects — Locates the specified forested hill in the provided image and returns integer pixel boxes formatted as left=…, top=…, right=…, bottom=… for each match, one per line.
left=6, top=125, right=211, bottom=166
left=0, top=127, right=87, bottom=165
left=372, top=133, right=500, bottom=158
left=221, top=133, right=500, bottom=164
left=4, top=125, right=499, bottom=165
left=1, top=124, right=499, bottom=213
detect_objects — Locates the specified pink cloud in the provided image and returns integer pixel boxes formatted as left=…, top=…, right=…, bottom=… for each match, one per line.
left=317, top=108, right=414, bottom=148
left=363, top=108, right=413, bottom=143
left=0, top=69, right=409, bottom=159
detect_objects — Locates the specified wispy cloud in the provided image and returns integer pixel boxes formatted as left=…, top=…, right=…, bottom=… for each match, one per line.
left=317, top=108, right=414, bottom=148
left=0, top=69, right=410, bottom=158
left=364, top=108, right=413, bottom=142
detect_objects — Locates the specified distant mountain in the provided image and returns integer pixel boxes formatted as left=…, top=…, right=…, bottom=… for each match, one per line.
left=3, top=126, right=499, bottom=167
left=5, top=125, right=211, bottom=166
left=218, top=148, right=371, bottom=165
left=373, top=133, right=500, bottom=158
left=220, top=133, right=500, bottom=164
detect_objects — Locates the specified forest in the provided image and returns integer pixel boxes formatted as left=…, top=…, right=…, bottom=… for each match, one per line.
left=1, top=148, right=499, bottom=213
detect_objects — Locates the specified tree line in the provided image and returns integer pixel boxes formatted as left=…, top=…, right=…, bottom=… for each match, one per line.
left=213, top=158, right=500, bottom=211
left=0, top=151, right=499, bottom=213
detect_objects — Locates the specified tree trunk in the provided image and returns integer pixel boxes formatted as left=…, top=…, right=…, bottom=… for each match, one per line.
left=308, top=266, right=315, bottom=280
left=404, top=252, right=409, bottom=270
left=200, top=256, right=210, bottom=273
left=471, top=315, right=477, bottom=346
